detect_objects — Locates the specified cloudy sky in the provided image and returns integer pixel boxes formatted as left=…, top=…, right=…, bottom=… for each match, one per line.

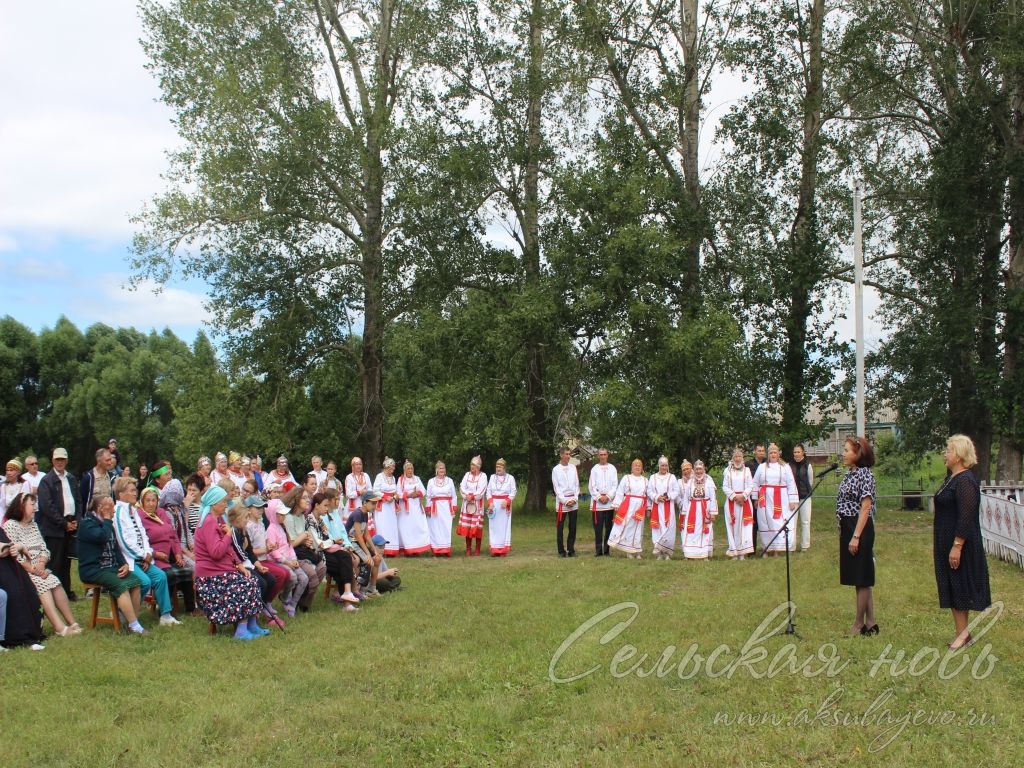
left=0, top=2, right=209, bottom=340
left=0, top=2, right=880, bottom=349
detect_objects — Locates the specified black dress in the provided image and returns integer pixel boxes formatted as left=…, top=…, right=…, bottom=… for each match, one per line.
left=0, top=528, right=44, bottom=647
left=836, top=467, right=876, bottom=587
left=933, top=471, right=991, bottom=611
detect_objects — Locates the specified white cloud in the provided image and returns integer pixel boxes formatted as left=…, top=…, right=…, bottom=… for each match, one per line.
left=1, top=255, right=71, bottom=282
left=71, top=274, right=211, bottom=336
left=0, top=3, right=179, bottom=243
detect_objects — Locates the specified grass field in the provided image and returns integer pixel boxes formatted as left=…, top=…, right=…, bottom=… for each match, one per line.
left=3, top=499, right=1022, bottom=767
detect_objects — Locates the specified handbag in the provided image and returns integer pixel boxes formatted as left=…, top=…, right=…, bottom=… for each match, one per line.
left=294, top=544, right=323, bottom=565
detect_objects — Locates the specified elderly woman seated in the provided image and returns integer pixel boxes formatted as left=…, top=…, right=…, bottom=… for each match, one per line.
left=192, top=486, right=267, bottom=640
left=1, top=524, right=45, bottom=649
left=112, top=477, right=180, bottom=627
left=138, top=486, right=197, bottom=615
left=3, top=493, right=81, bottom=637
left=77, top=497, right=147, bottom=636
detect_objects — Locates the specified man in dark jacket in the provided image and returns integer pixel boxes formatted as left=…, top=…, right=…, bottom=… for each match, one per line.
left=36, top=447, right=82, bottom=600
left=80, top=447, right=116, bottom=514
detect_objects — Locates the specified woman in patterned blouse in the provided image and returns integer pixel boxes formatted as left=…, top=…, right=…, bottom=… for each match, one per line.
left=835, top=437, right=879, bottom=637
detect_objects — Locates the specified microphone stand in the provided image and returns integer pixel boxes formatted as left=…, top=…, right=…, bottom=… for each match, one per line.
left=760, top=465, right=838, bottom=637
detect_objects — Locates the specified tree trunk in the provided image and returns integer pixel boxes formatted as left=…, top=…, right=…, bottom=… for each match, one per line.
left=997, top=73, right=1024, bottom=482
left=357, top=0, right=393, bottom=470
left=523, top=0, right=550, bottom=513
left=780, top=0, right=824, bottom=444
left=678, top=0, right=702, bottom=307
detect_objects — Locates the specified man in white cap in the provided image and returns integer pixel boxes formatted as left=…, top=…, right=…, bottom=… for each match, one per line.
left=36, top=447, right=82, bottom=599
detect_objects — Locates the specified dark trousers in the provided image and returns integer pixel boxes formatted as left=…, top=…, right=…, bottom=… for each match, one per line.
left=44, top=534, right=73, bottom=595
left=556, top=511, right=577, bottom=555
left=325, top=550, right=354, bottom=588
left=593, top=509, right=614, bottom=554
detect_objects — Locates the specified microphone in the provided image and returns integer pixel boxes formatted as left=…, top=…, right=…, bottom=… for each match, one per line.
left=819, top=463, right=840, bottom=476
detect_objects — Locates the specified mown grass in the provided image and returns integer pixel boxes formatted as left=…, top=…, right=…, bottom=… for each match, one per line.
left=2, top=500, right=1021, bottom=767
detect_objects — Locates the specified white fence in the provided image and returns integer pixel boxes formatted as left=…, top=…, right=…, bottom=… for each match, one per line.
left=980, top=485, right=1024, bottom=570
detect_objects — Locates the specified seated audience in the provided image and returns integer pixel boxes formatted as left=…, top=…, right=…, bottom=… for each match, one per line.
left=192, top=486, right=267, bottom=640
left=77, top=497, right=147, bottom=636
left=0, top=525, right=45, bottom=649
left=3, top=493, right=81, bottom=636
left=138, top=486, right=197, bottom=615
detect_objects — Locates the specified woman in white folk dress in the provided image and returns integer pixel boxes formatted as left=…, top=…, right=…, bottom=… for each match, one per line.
left=344, top=457, right=374, bottom=532
left=424, top=462, right=457, bottom=557
left=457, top=456, right=488, bottom=557
left=722, top=448, right=755, bottom=559
left=485, top=458, right=516, bottom=557
left=396, top=460, right=430, bottom=556
left=373, top=458, right=401, bottom=557
left=752, top=443, right=798, bottom=554
left=608, top=459, right=648, bottom=558
left=680, top=460, right=718, bottom=559
left=647, top=457, right=680, bottom=560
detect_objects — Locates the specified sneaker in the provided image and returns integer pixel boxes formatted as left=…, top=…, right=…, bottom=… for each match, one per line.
left=85, top=588, right=96, bottom=598
left=353, top=591, right=366, bottom=601
left=67, top=591, right=79, bottom=602
left=233, top=631, right=257, bottom=641
left=343, top=604, right=359, bottom=612
left=30, top=643, right=46, bottom=651
left=159, top=615, right=182, bottom=626
left=340, top=591, right=360, bottom=604
left=250, top=626, right=271, bottom=636
left=284, top=605, right=296, bottom=617
left=269, top=615, right=286, bottom=629
left=364, top=588, right=380, bottom=598
left=131, top=628, right=151, bottom=638
left=69, top=623, right=83, bottom=634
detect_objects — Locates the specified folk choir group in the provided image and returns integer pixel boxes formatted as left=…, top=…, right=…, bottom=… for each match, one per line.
left=325, top=442, right=806, bottom=562
left=553, top=444, right=807, bottom=560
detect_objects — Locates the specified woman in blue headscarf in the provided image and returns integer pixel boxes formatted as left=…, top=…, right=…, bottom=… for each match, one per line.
left=192, top=486, right=267, bottom=640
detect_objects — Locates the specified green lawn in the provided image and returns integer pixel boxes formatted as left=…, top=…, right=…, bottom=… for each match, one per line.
left=2, top=502, right=1021, bottom=767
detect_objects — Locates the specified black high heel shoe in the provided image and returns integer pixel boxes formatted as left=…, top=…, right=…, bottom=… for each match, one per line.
left=863, top=624, right=880, bottom=636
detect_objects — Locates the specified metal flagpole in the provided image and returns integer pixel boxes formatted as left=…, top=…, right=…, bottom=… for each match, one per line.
left=853, top=178, right=866, bottom=437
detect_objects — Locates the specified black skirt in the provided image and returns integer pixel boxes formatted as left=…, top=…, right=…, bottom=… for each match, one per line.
left=839, top=516, right=875, bottom=587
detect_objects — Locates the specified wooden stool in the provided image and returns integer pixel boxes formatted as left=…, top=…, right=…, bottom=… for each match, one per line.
left=83, top=582, right=122, bottom=633
left=322, top=574, right=335, bottom=600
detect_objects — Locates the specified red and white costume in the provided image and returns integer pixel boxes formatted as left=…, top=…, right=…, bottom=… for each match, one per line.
left=424, top=475, right=457, bottom=555
left=457, top=470, right=488, bottom=540
left=486, top=470, right=516, bottom=555
left=344, top=471, right=373, bottom=532
left=647, top=468, right=680, bottom=557
left=608, top=474, right=648, bottom=555
left=679, top=469, right=718, bottom=559
left=396, top=473, right=430, bottom=555
left=752, top=461, right=798, bottom=552
left=373, top=467, right=400, bottom=556
left=722, top=462, right=754, bottom=558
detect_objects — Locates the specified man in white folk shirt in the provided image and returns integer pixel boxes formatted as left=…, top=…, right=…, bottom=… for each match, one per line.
left=588, top=448, right=617, bottom=557
left=552, top=447, right=580, bottom=558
